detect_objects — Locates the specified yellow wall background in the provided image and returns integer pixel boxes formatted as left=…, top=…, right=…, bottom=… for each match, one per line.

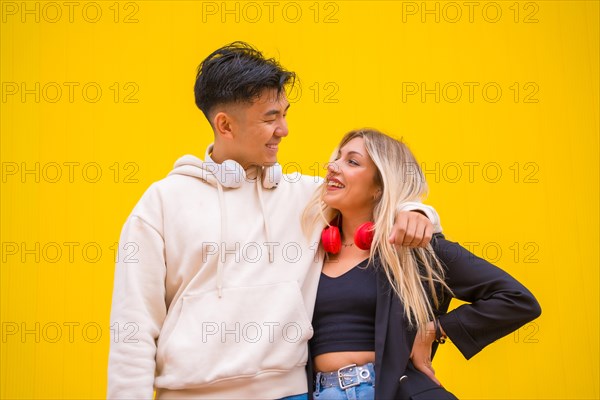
left=1, top=1, right=598, bottom=399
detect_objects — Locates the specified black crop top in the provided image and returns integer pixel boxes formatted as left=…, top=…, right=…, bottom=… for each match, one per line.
left=310, top=258, right=378, bottom=358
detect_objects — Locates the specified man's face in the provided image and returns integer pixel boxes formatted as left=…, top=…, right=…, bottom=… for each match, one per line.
left=226, top=88, right=290, bottom=168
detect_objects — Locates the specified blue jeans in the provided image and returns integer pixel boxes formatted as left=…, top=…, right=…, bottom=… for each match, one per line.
left=313, top=364, right=375, bottom=400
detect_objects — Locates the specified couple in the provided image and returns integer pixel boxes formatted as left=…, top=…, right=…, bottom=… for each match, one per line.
left=107, top=42, right=541, bottom=399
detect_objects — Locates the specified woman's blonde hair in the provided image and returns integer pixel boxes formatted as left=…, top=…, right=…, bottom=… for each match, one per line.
left=302, top=128, right=451, bottom=331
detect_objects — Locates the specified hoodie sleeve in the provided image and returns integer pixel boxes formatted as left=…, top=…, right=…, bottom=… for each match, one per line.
left=107, top=188, right=167, bottom=399
left=433, top=234, right=542, bottom=360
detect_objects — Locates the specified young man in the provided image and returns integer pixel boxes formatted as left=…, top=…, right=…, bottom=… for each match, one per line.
left=107, top=42, right=441, bottom=399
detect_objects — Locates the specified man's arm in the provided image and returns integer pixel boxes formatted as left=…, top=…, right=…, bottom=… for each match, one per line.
left=107, top=212, right=167, bottom=399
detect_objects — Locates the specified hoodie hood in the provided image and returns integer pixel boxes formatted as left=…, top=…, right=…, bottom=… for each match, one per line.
left=168, top=154, right=219, bottom=186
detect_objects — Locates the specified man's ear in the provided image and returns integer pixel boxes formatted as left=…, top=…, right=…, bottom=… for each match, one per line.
left=212, top=111, right=235, bottom=139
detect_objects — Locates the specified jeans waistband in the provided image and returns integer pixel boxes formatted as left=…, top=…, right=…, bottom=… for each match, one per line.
left=315, top=363, right=375, bottom=391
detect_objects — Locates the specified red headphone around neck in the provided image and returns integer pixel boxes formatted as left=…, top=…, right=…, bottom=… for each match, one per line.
left=321, top=215, right=375, bottom=254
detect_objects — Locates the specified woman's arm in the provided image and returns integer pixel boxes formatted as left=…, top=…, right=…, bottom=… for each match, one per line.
left=433, top=233, right=542, bottom=360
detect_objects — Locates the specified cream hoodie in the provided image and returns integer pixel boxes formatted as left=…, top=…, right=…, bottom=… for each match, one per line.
left=107, top=148, right=441, bottom=399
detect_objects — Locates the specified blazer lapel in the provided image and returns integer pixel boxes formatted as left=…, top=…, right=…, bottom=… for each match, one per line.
left=374, top=266, right=414, bottom=398
left=374, top=268, right=393, bottom=380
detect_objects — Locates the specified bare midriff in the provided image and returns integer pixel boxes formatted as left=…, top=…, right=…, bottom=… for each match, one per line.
left=313, top=351, right=375, bottom=373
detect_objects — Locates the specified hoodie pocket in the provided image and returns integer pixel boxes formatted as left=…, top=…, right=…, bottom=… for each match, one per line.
left=155, top=280, right=313, bottom=389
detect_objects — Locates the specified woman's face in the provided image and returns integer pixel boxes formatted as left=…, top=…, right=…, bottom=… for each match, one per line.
left=323, top=137, right=381, bottom=216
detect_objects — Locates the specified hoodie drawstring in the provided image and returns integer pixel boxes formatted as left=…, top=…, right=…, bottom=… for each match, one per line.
left=169, top=152, right=276, bottom=297
left=216, top=181, right=226, bottom=298
left=256, top=177, right=274, bottom=263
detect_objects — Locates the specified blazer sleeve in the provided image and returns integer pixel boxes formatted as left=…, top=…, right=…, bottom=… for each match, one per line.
left=433, top=234, right=542, bottom=360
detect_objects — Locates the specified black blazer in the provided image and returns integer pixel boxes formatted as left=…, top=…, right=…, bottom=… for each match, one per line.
left=308, top=233, right=542, bottom=399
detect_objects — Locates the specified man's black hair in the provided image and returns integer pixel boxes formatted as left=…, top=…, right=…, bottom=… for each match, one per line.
left=194, top=41, right=296, bottom=120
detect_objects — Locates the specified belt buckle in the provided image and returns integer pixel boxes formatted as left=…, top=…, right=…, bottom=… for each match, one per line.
left=338, top=363, right=360, bottom=390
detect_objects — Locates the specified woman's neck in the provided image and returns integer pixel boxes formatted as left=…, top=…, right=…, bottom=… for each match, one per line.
left=339, top=210, right=373, bottom=243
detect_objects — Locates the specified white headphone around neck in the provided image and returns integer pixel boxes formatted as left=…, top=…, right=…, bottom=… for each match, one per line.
left=204, top=145, right=282, bottom=189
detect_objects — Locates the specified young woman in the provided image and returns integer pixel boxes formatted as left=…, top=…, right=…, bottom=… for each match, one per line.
left=302, top=129, right=541, bottom=399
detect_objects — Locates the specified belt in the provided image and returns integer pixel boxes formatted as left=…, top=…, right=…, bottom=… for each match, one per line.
left=315, top=363, right=375, bottom=390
